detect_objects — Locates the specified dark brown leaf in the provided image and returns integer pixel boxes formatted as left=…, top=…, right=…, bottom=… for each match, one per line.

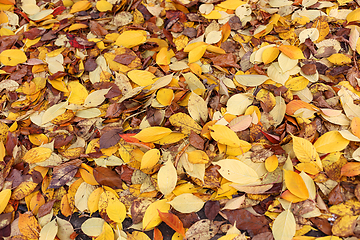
left=223, top=209, right=270, bottom=237
left=131, top=198, right=154, bottom=224
left=204, top=201, right=220, bottom=221
left=37, top=199, right=56, bottom=218
left=328, top=184, right=345, bottom=205
left=301, top=63, right=317, bottom=75
left=114, top=54, right=136, bottom=65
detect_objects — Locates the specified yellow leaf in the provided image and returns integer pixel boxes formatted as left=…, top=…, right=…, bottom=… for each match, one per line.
left=69, top=0, right=91, bottom=13
left=19, top=212, right=41, bottom=239
left=106, top=198, right=126, bottom=223
left=23, top=147, right=52, bottom=163
left=156, top=88, right=174, bottom=106
left=80, top=163, right=99, bottom=185
left=169, top=112, right=202, bottom=134
left=292, top=135, right=322, bottom=170
left=0, top=49, right=27, bottom=66
left=265, top=155, right=278, bottom=172
left=95, top=222, right=114, bottom=240
left=128, top=231, right=151, bottom=240
left=11, top=181, right=38, bottom=200
left=152, top=132, right=186, bottom=145
left=187, top=150, right=209, bottom=164
left=272, top=209, right=296, bottom=240
left=188, top=45, right=207, bottom=63
left=133, top=127, right=172, bottom=142
left=141, top=149, right=160, bottom=170
left=347, top=8, right=360, bottom=22
left=209, top=125, right=241, bottom=147
left=128, top=69, right=155, bottom=86
left=28, top=134, right=48, bottom=146
left=96, top=0, right=112, bottom=12
left=0, top=141, right=5, bottom=162
left=206, top=45, right=226, bottom=54
left=327, top=53, right=352, bottom=65
left=299, top=171, right=316, bottom=200
left=156, top=47, right=172, bottom=65
left=203, top=10, right=222, bottom=19
left=213, top=159, right=261, bottom=185
left=0, top=189, right=11, bottom=213
left=0, top=10, right=8, bottom=24
left=142, top=199, right=171, bottom=231
left=29, top=191, right=45, bottom=215
left=278, top=45, right=305, bottom=59
left=88, top=187, right=103, bottom=214
left=332, top=215, right=358, bottom=237
left=157, top=159, right=177, bottom=195
left=285, top=76, right=309, bottom=91
left=169, top=193, right=204, bottom=213
left=262, top=46, right=279, bottom=64
left=68, top=81, right=88, bottom=105
left=115, top=30, right=147, bottom=48
left=284, top=169, right=309, bottom=199
left=68, top=23, right=88, bottom=31
left=314, top=131, right=350, bottom=154
left=217, top=0, right=246, bottom=9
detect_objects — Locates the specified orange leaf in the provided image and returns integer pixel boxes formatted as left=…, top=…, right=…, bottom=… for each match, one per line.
left=341, top=162, right=360, bottom=177
left=18, top=212, right=41, bottom=239
left=278, top=45, right=305, bottom=59
left=286, top=100, right=317, bottom=115
left=0, top=0, right=15, bottom=5
left=281, top=190, right=306, bottom=203
left=153, top=227, right=163, bottom=240
left=351, top=117, right=360, bottom=138
left=158, top=210, right=186, bottom=238
left=220, top=22, right=231, bottom=43
left=284, top=169, right=309, bottom=199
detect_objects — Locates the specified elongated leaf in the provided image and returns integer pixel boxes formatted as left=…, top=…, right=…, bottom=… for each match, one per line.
left=284, top=170, right=309, bottom=200
left=158, top=211, right=186, bottom=238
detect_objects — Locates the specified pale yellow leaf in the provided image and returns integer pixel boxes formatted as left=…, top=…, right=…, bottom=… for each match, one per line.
left=169, top=193, right=204, bottom=213
left=39, top=219, right=58, bottom=240
left=272, top=209, right=296, bottom=240
left=299, top=171, right=316, bottom=200
left=188, top=92, right=208, bottom=122
left=83, top=88, right=110, bottom=108
left=213, top=159, right=261, bottom=185
left=81, top=218, right=105, bottom=237
left=157, top=159, right=177, bottom=195
left=226, top=93, right=253, bottom=115
left=234, top=74, right=269, bottom=87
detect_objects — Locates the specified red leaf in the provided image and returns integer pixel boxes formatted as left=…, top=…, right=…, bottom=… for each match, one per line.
left=153, top=227, right=163, bottom=240
left=158, top=210, right=186, bottom=238
left=259, top=129, right=280, bottom=144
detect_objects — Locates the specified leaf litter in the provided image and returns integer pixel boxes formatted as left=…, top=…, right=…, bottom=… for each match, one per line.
left=1, top=0, right=360, bottom=239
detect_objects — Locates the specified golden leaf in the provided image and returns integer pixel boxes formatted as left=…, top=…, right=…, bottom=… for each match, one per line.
left=0, top=49, right=27, bottom=66
left=284, top=169, right=309, bottom=200
left=133, top=127, right=172, bottom=142
left=115, top=30, right=147, bottom=48
left=314, top=131, right=350, bottom=154
left=142, top=199, right=171, bottom=231
left=69, top=0, right=91, bottom=13
left=23, top=147, right=52, bottom=164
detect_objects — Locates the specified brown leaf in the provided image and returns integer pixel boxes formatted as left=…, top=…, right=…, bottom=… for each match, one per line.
left=114, top=54, right=137, bottom=65
left=189, top=130, right=204, bottom=150
left=48, top=159, right=82, bottom=189
left=0, top=212, right=11, bottom=230
left=328, top=184, right=346, bottom=205
left=131, top=198, right=154, bottom=224
left=301, top=63, right=317, bottom=75
left=210, top=53, right=240, bottom=68
left=37, top=199, right=56, bottom=218
left=93, top=166, right=123, bottom=189
left=89, top=21, right=108, bottom=37
left=171, top=210, right=200, bottom=228
left=99, top=128, right=122, bottom=149
left=185, top=219, right=222, bottom=240
left=310, top=217, right=332, bottom=235
left=204, top=201, right=220, bottom=221
left=223, top=209, right=270, bottom=237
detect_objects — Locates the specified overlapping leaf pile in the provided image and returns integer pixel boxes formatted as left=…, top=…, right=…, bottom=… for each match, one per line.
left=1, top=0, right=360, bottom=239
